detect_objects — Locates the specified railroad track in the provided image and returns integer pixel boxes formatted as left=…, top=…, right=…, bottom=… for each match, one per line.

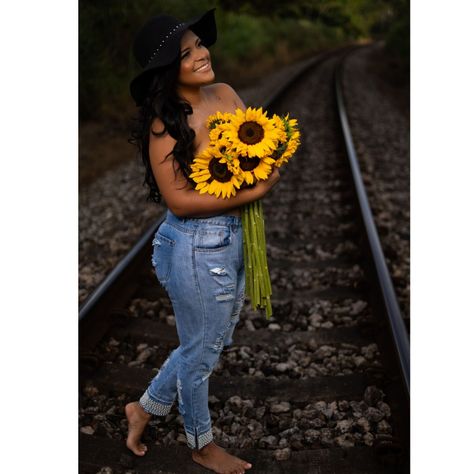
left=79, top=44, right=410, bottom=474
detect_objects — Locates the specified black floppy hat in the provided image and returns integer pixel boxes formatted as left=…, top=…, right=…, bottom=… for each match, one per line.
left=130, top=8, right=217, bottom=106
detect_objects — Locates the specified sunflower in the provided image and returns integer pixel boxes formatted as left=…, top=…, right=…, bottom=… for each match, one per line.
left=237, top=154, right=276, bottom=184
left=223, top=107, right=280, bottom=158
left=209, top=122, right=233, bottom=145
left=206, top=111, right=233, bottom=130
left=271, top=114, right=289, bottom=144
left=270, top=113, right=301, bottom=167
left=189, top=147, right=244, bottom=199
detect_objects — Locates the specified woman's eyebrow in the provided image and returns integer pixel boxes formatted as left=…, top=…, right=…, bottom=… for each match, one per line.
left=181, top=37, right=200, bottom=54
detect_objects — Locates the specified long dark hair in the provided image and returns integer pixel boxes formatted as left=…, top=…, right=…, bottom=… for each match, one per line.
left=129, top=55, right=196, bottom=204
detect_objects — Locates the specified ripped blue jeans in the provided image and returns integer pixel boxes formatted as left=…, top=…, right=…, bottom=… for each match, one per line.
left=138, top=209, right=245, bottom=450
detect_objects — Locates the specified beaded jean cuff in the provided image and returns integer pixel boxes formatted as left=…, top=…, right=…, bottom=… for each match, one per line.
left=185, top=428, right=214, bottom=450
left=139, top=390, right=173, bottom=416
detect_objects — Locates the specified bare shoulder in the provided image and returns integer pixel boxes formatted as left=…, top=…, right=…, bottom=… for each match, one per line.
left=210, top=82, right=237, bottom=96
left=206, top=82, right=246, bottom=110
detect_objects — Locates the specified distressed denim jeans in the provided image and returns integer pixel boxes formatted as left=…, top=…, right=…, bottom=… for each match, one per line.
left=138, top=209, right=245, bottom=450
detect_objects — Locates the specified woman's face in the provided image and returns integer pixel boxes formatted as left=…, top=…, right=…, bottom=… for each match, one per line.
left=177, top=29, right=215, bottom=87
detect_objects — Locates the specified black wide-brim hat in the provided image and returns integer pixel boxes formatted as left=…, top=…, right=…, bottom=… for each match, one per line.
left=130, top=8, right=217, bottom=106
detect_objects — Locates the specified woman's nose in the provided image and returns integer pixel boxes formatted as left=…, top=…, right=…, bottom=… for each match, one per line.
left=195, top=47, right=208, bottom=60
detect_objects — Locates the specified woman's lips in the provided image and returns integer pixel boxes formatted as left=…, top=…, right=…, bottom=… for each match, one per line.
left=195, top=62, right=211, bottom=72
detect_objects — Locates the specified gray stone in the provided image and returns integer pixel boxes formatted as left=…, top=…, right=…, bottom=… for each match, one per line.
left=95, top=468, right=113, bottom=474
left=80, top=425, right=95, bottom=435
left=228, top=395, right=242, bottom=408
left=268, top=323, right=281, bottom=331
left=363, top=385, right=384, bottom=406
left=363, top=432, right=375, bottom=446
left=315, top=345, right=336, bottom=359
left=259, top=435, right=278, bottom=448
left=365, top=407, right=384, bottom=423
left=135, top=347, right=155, bottom=363
left=377, top=401, right=391, bottom=417
left=320, top=321, right=334, bottom=329
left=241, top=399, right=254, bottom=409
left=271, top=402, right=291, bottom=414
left=310, top=418, right=325, bottom=429
left=353, top=355, right=366, bottom=367
left=230, top=422, right=241, bottom=435
left=336, top=420, right=353, bottom=434
left=304, top=429, right=320, bottom=443
left=248, top=420, right=264, bottom=440
left=274, top=447, right=291, bottom=461
left=245, top=320, right=256, bottom=331
left=361, top=344, right=379, bottom=360
left=350, top=300, right=367, bottom=315
left=309, top=313, right=324, bottom=326
left=278, top=438, right=289, bottom=448
left=377, top=420, right=392, bottom=434
left=334, top=433, right=355, bottom=448
left=356, top=417, right=371, bottom=432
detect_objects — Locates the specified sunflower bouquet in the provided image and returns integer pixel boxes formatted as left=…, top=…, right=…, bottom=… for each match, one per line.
left=189, top=107, right=300, bottom=319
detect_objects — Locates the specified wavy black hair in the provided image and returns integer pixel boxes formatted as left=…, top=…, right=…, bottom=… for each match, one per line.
left=128, top=55, right=197, bottom=204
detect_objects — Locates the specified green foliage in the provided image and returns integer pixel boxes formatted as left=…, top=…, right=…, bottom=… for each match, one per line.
left=384, top=0, right=410, bottom=66
left=216, top=12, right=276, bottom=60
left=80, top=0, right=409, bottom=121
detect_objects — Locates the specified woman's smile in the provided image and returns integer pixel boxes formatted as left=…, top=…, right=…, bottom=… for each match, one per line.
left=194, top=62, right=211, bottom=73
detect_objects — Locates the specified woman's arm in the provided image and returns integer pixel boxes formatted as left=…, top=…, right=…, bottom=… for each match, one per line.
left=149, top=122, right=280, bottom=218
left=173, top=171, right=279, bottom=218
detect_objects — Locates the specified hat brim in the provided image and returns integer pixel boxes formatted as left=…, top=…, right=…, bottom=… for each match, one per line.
left=130, top=8, right=217, bottom=106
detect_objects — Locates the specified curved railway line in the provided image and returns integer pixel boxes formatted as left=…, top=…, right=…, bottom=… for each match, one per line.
left=79, top=44, right=410, bottom=474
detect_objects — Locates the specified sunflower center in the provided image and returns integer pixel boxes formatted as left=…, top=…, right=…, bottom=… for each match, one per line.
left=239, top=156, right=260, bottom=171
left=238, top=121, right=264, bottom=145
left=209, top=158, right=232, bottom=183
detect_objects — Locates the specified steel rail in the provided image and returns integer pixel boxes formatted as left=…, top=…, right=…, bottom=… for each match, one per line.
left=334, top=51, right=410, bottom=395
left=79, top=216, right=166, bottom=320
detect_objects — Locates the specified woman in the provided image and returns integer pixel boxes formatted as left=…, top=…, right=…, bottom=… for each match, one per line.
left=125, top=8, right=280, bottom=474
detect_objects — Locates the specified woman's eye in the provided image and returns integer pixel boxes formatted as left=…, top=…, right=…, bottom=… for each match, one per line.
left=181, top=41, right=202, bottom=59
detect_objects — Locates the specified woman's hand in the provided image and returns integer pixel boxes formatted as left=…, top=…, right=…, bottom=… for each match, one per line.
left=255, top=165, right=280, bottom=197
left=266, top=165, right=281, bottom=187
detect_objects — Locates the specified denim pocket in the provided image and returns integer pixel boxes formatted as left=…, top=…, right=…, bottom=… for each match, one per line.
left=152, top=231, right=175, bottom=284
left=195, top=225, right=231, bottom=252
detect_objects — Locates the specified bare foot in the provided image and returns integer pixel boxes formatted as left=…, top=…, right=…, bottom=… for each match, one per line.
left=192, top=441, right=252, bottom=474
left=125, top=401, right=152, bottom=456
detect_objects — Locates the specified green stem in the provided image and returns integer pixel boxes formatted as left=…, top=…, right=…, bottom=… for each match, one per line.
left=243, top=203, right=254, bottom=307
left=258, top=200, right=272, bottom=300
left=242, top=199, right=273, bottom=318
left=249, top=202, right=261, bottom=307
